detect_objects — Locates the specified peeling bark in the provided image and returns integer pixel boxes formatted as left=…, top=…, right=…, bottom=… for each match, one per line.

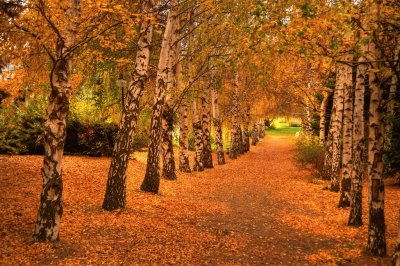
left=161, top=96, right=176, bottom=180
left=103, top=10, right=153, bottom=210
left=367, top=41, right=386, bottom=257
left=322, top=59, right=344, bottom=188
left=348, top=50, right=367, bottom=227
left=141, top=1, right=179, bottom=193
left=33, top=0, right=79, bottom=242
left=339, top=56, right=354, bottom=208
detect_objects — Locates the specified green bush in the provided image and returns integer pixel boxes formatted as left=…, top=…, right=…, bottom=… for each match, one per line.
left=0, top=102, right=46, bottom=155
left=293, top=133, right=325, bottom=178
left=384, top=112, right=400, bottom=178
left=0, top=105, right=149, bottom=156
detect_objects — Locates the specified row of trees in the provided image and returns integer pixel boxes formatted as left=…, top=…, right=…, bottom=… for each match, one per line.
left=1, top=0, right=399, bottom=260
left=292, top=0, right=399, bottom=259
left=1, top=0, right=278, bottom=243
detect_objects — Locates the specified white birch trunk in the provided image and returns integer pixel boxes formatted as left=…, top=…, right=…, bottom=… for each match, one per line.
left=229, top=72, right=240, bottom=159
left=339, top=54, right=354, bottom=207
left=212, top=89, right=225, bottom=165
left=348, top=48, right=367, bottom=227
left=103, top=5, right=153, bottom=210
left=367, top=40, right=386, bottom=257
left=34, top=0, right=79, bottom=242
left=322, top=59, right=345, bottom=189
left=141, top=0, right=179, bottom=193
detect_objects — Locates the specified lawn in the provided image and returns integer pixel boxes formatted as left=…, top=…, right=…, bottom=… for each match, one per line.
left=266, top=122, right=301, bottom=136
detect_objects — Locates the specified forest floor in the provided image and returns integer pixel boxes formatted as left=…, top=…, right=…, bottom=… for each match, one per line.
left=0, top=127, right=399, bottom=265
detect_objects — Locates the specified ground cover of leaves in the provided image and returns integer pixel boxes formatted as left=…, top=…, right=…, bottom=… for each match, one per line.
left=0, top=134, right=398, bottom=265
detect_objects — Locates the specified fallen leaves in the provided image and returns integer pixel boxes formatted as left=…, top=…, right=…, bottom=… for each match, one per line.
left=0, top=135, right=397, bottom=264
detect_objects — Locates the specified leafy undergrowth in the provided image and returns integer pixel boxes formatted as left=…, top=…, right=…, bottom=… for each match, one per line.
left=0, top=134, right=398, bottom=265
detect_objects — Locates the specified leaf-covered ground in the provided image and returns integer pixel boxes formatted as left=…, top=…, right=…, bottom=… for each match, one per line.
left=0, top=133, right=398, bottom=265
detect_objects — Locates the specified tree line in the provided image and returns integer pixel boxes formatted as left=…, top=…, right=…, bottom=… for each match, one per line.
left=0, top=0, right=399, bottom=261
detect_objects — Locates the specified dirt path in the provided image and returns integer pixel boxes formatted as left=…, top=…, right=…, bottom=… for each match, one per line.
left=0, top=134, right=394, bottom=265
left=181, top=135, right=347, bottom=264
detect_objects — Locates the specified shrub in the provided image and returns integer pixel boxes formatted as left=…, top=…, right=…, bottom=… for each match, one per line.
left=293, top=133, right=325, bottom=178
left=0, top=102, right=45, bottom=155
left=65, top=117, right=118, bottom=156
left=289, top=120, right=301, bottom=127
left=0, top=106, right=148, bottom=156
left=384, top=112, right=400, bottom=179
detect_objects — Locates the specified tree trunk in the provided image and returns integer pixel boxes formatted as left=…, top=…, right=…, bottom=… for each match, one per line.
left=34, top=50, right=70, bottom=242
left=102, top=11, right=153, bottom=210
left=339, top=57, right=354, bottom=208
left=178, top=104, right=191, bottom=172
left=257, top=122, right=264, bottom=140
left=229, top=72, right=240, bottom=159
left=348, top=50, right=367, bottom=227
left=161, top=96, right=176, bottom=180
left=212, top=89, right=225, bottom=165
left=367, top=41, right=386, bottom=257
left=161, top=8, right=182, bottom=180
left=236, top=126, right=242, bottom=154
left=179, top=101, right=191, bottom=172
left=302, top=98, right=313, bottom=135
left=141, top=1, right=179, bottom=193
left=192, top=98, right=204, bottom=171
left=202, top=87, right=213, bottom=168
left=251, top=122, right=258, bottom=146
left=322, top=60, right=344, bottom=188
left=33, top=0, right=79, bottom=242
left=319, top=91, right=330, bottom=144
left=243, top=106, right=250, bottom=152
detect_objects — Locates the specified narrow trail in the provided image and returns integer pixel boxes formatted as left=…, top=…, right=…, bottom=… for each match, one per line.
left=0, top=133, right=393, bottom=265
left=181, top=134, right=340, bottom=264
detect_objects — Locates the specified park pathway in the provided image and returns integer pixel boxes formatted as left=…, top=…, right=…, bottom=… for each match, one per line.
left=172, top=133, right=385, bottom=265
left=0, top=132, right=389, bottom=265
left=183, top=134, right=341, bottom=264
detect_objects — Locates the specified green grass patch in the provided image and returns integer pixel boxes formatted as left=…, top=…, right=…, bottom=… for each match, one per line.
left=266, top=122, right=301, bottom=136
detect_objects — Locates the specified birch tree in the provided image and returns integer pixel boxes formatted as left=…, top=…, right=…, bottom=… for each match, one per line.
left=229, top=71, right=241, bottom=159
left=212, top=88, right=225, bottom=165
left=33, top=0, right=80, bottom=241
left=348, top=44, right=368, bottom=226
left=319, top=91, right=330, bottom=144
left=322, top=60, right=345, bottom=190
left=141, top=0, right=179, bottom=193
left=338, top=54, right=354, bottom=208
left=192, top=96, right=204, bottom=171
left=103, top=3, right=154, bottom=210
left=202, top=85, right=213, bottom=168
left=367, top=40, right=386, bottom=257
left=178, top=59, right=191, bottom=172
